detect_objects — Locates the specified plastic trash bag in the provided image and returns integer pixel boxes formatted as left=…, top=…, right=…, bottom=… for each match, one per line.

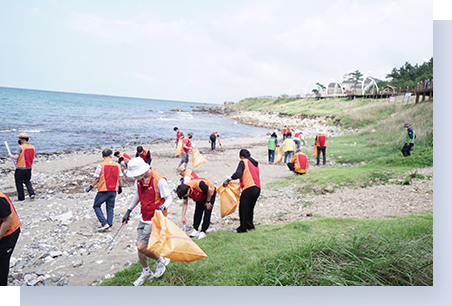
left=312, top=145, right=318, bottom=157
left=275, top=146, right=283, bottom=164
left=148, top=210, right=208, bottom=262
left=216, top=182, right=240, bottom=218
left=192, top=148, right=207, bottom=169
left=175, top=139, right=183, bottom=157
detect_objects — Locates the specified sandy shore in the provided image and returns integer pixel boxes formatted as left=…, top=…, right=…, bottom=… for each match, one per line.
left=0, top=122, right=433, bottom=286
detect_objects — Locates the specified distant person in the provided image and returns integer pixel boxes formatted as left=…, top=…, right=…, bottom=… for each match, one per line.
left=8, top=133, right=36, bottom=201
left=267, top=132, right=278, bottom=164
left=209, top=132, right=221, bottom=151
left=114, top=151, right=132, bottom=170
left=86, top=149, right=123, bottom=231
left=177, top=132, right=193, bottom=169
left=136, top=146, right=152, bottom=165
left=288, top=149, right=309, bottom=175
left=282, top=132, right=295, bottom=164
left=177, top=165, right=199, bottom=184
left=293, top=131, right=306, bottom=150
left=0, top=191, right=21, bottom=286
left=122, top=157, right=171, bottom=286
left=176, top=178, right=216, bottom=240
left=315, top=131, right=327, bottom=165
left=282, top=125, right=290, bottom=140
left=223, top=149, right=260, bottom=233
left=401, top=123, right=416, bottom=157
left=174, top=127, right=184, bottom=147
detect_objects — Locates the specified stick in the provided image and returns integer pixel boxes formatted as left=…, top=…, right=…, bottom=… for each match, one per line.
left=105, top=222, right=126, bottom=252
left=4, top=141, right=16, bottom=166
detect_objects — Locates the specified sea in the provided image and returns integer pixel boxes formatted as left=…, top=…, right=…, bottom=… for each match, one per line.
left=0, top=87, right=268, bottom=155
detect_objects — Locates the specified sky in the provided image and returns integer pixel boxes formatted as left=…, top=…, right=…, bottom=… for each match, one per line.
left=0, top=0, right=433, bottom=104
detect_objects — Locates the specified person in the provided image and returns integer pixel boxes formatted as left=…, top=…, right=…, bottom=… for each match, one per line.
left=287, top=149, right=309, bottom=175
left=174, top=127, right=184, bottom=147
left=122, top=157, right=172, bottom=286
left=177, top=132, right=193, bottom=169
left=8, top=133, right=36, bottom=201
left=0, top=191, right=21, bottom=286
left=268, top=132, right=278, bottom=164
left=315, top=131, right=327, bottom=165
left=176, top=165, right=199, bottom=184
left=86, top=149, right=123, bottom=231
left=223, top=149, right=261, bottom=233
left=282, top=125, right=289, bottom=140
left=401, top=123, right=416, bottom=157
left=282, top=132, right=295, bottom=164
left=293, top=131, right=306, bottom=150
left=209, top=132, right=221, bottom=151
left=136, top=146, right=152, bottom=165
left=176, top=178, right=216, bottom=240
left=114, top=151, right=131, bottom=170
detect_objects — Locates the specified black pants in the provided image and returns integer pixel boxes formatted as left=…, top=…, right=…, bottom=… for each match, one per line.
left=210, top=135, right=217, bottom=151
left=401, top=143, right=414, bottom=157
left=237, top=186, right=261, bottom=233
left=316, top=146, right=326, bottom=165
left=0, top=228, right=20, bottom=286
left=193, top=191, right=216, bottom=233
left=15, top=168, right=35, bottom=201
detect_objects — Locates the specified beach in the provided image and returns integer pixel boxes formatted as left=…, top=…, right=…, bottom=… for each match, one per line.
left=0, top=119, right=433, bottom=286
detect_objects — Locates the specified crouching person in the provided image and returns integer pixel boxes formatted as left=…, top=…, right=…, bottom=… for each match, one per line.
left=288, top=149, right=308, bottom=175
left=122, top=158, right=172, bottom=286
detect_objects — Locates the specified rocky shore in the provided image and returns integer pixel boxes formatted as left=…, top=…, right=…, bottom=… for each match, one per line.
left=0, top=110, right=433, bottom=286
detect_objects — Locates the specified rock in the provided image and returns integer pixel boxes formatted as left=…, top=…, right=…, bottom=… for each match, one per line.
left=73, top=259, right=83, bottom=268
left=51, top=211, right=73, bottom=222
left=325, top=186, right=335, bottom=193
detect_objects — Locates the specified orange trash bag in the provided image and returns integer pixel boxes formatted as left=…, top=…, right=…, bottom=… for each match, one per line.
left=175, top=139, right=183, bottom=157
left=275, top=146, right=283, bottom=164
left=192, top=148, right=207, bottom=169
left=312, top=145, right=318, bottom=158
left=216, top=182, right=240, bottom=218
left=148, top=210, right=208, bottom=262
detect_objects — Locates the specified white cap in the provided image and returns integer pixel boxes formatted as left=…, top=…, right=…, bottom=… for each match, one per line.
left=126, top=157, right=150, bottom=177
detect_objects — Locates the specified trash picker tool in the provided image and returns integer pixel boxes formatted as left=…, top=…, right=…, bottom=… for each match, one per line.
left=105, top=221, right=126, bottom=252
left=4, top=141, right=16, bottom=166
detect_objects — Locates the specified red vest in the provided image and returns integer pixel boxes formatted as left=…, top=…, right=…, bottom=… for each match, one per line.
left=16, top=143, right=35, bottom=168
left=119, top=152, right=131, bottom=162
left=176, top=130, right=183, bottom=142
left=97, top=157, right=121, bottom=192
left=316, top=134, right=327, bottom=147
left=182, top=137, right=191, bottom=154
left=240, top=159, right=261, bottom=190
left=138, top=147, right=151, bottom=163
left=181, top=169, right=199, bottom=180
left=186, top=179, right=215, bottom=202
left=293, top=152, right=308, bottom=173
left=0, top=192, right=21, bottom=237
left=137, top=169, right=167, bottom=221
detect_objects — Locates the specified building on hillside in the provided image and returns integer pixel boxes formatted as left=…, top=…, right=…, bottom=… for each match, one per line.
left=326, top=73, right=382, bottom=96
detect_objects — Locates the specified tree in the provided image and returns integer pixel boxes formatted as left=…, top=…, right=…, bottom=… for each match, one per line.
left=315, top=82, right=326, bottom=94
left=351, top=70, right=363, bottom=91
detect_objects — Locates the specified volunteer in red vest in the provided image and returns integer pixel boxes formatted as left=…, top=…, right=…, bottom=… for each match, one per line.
left=136, top=146, right=152, bottom=165
left=0, top=191, right=21, bottom=286
left=8, top=132, right=36, bottom=201
left=223, top=149, right=261, bottom=233
left=293, top=131, right=306, bottom=150
left=282, top=125, right=289, bottom=140
left=177, top=132, right=193, bottom=169
left=315, top=131, right=327, bottom=165
left=173, top=127, right=184, bottom=146
left=176, top=178, right=216, bottom=240
left=176, top=165, right=199, bottom=184
left=288, top=149, right=309, bottom=175
left=122, top=157, right=172, bottom=286
left=209, top=132, right=221, bottom=151
left=86, top=149, right=123, bottom=232
left=114, top=151, right=131, bottom=170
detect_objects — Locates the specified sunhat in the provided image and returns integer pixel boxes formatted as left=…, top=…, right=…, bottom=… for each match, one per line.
left=16, top=132, right=31, bottom=138
left=126, top=157, right=150, bottom=178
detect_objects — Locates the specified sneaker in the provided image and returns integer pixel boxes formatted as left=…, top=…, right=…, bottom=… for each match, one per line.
left=189, top=229, right=199, bottom=237
left=198, top=231, right=206, bottom=239
left=154, top=257, right=170, bottom=278
left=97, top=223, right=110, bottom=232
left=133, top=271, right=154, bottom=286
left=30, top=194, right=35, bottom=199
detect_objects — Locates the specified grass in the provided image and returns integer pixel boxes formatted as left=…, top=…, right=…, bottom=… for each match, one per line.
left=100, top=212, right=432, bottom=286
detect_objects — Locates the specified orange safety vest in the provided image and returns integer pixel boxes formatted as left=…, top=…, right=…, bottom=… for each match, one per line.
left=292, top=152, right=308, bottom=174
left=97, top=157, right=121, bottom=192
left=137, top=147, right=151, bottom=163
left=0, top=192, right=21, bottom=237
left=316, top=134, right=327, bottom=147
left=185, top=179, right=215, bottom=202
left=240, top=159, right=261, bottom=191
left=181, top=169, right=199, bottom=180
left=136, top=168, right=168, bottom=221
left=16, top=143, right=35, bottom=168
left=119, top=152, right=131, bottom=162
